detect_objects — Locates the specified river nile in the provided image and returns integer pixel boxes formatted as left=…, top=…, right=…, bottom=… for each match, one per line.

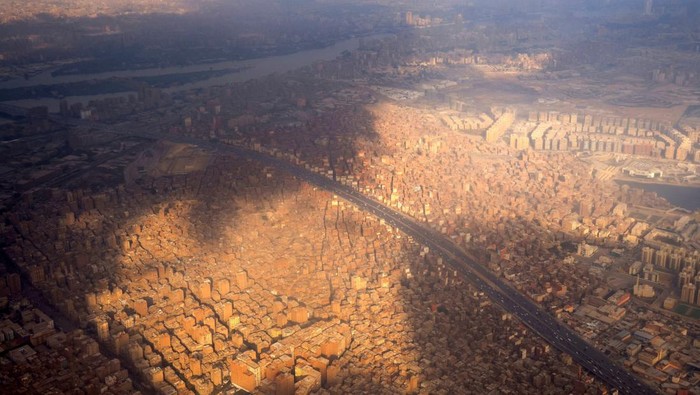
left=1, top=33, right=393, bottom=112
left=617, top=180, right=700, bottom=211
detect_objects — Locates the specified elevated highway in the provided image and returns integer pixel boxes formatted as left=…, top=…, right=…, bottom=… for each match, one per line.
left=127, top=130, right=658, bottom=395
left=16, top=115, right=657, bottom=395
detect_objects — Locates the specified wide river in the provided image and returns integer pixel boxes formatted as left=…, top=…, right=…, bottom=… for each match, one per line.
left=1, top=33, right=393, bottom=112
left=617, top=180, right=700, bottom=211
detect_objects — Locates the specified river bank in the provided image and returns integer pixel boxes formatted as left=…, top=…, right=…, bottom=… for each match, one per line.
left=616, top=179, right=700, bottom=211
left=0, top=32, right=394, bottom=112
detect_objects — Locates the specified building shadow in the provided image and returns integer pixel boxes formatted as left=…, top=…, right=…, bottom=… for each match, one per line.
left=0, top=21, right=622, bottom=395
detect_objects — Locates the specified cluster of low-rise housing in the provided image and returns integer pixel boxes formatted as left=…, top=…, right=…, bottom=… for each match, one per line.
left=2, top=5, right=700, bottom=394
left=1, top=151, right=599, bottom=393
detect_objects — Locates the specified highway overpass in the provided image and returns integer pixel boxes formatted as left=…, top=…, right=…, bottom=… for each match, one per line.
left=22, top=118, right=657, bottom=395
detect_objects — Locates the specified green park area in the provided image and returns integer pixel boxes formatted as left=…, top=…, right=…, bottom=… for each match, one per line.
left=674, top=303, right=700, bottom=319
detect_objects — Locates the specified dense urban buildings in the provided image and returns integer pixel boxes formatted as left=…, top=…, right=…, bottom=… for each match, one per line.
left=1, top=0, right=699, bottom=394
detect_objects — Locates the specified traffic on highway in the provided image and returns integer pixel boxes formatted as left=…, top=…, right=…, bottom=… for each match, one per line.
left=114, top=128, right=658, bottom=395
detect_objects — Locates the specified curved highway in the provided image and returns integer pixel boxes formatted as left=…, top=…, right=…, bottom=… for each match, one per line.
left=94, top=127, right=660, bottom=395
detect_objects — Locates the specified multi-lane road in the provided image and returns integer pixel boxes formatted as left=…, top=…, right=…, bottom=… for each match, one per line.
left=11, top=110, right=657, bottom=395
left=118, top=129, right=657, bottom=395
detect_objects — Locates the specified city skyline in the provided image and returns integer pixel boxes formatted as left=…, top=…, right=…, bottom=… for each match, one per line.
left=0, top=1, right=699, bottom=394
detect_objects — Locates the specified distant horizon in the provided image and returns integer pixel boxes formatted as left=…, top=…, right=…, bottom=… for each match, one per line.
left=0, top=1, right=698, bottom=395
